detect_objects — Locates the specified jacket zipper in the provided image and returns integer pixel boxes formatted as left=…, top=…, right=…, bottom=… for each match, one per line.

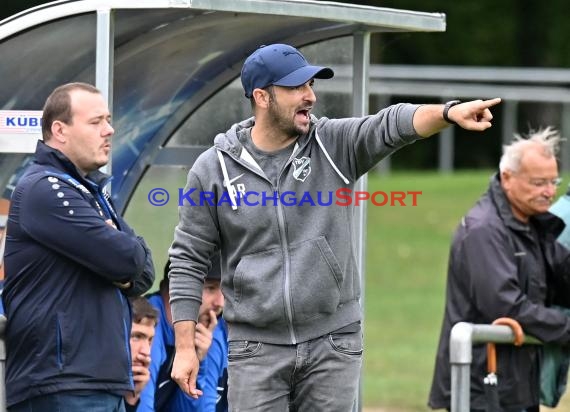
left=218, top=147, right=299, bottom=343
left=118, top=290, right=134, bottom=388
left=274, top=186, right=296, bottom=344
left=274, top=147, right=304, bottom=344
left=56, top=317, right=63, bottom=371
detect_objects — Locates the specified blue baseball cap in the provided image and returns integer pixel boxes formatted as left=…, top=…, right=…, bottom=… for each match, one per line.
left=241, top=44, right=334, bottom=98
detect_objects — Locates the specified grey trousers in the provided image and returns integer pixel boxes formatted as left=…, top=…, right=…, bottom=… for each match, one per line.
left=227, top=329, right=363, bottom=412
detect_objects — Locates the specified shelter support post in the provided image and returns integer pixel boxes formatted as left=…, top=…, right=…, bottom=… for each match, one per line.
left=96, top=8, right=114, bottom=175
left=352, top=31, right=370, bottom=412
left=373, top=94, right=392, bottom=175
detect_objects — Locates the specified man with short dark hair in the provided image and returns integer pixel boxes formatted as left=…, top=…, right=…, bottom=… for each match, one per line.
left=138, top=257, right=227, bottom=412
left=168, top=43, right=501, bottom=411
left=125, top=296, right=159, bottom=412
left=3, top=82, right=155, bottom=412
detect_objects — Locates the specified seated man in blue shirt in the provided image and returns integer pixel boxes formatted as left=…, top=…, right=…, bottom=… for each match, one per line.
left=138, top=256, right=227, bottom=411
left=125, top=296, right=158, bottom=411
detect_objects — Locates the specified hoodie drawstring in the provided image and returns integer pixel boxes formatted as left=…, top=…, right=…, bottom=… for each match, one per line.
left=315, top=130, right=350, bottom=184
left=216, top=149, right=238, bottom=211
left=216, top=130, right=349, bottom=212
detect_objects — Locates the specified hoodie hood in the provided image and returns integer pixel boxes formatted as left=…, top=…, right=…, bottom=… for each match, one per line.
left=213, top=115, right=349, bottom=210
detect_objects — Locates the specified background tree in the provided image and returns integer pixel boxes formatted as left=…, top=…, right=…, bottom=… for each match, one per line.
left=3, top=0, right=569, bottom=169
left=332, top=0, right=570, bottom=169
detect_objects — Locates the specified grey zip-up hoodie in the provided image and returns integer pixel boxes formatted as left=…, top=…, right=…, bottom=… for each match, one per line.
left=169, top=103, right=421, bottom=344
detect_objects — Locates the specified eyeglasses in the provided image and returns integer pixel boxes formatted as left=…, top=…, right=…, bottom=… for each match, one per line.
left=527, top=177, right=563, bottom=188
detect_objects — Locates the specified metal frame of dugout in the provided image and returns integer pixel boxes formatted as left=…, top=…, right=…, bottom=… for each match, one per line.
left=0, top=1, right=446, bottom=411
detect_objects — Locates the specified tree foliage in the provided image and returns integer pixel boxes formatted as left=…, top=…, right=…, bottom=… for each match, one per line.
left=337, top=0, right=570, bottom=67
left=334, top=0, right=570, bottom=169
left=3, top=0, right=569, bottom=169
left=4, top=0, right=568, bottom=66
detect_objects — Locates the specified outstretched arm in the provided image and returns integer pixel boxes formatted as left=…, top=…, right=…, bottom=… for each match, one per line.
left=413, top=98, right=502, bottom=138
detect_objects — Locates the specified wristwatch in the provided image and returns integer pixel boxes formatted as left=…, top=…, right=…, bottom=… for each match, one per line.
left=443, top=100, right=461, bottom=125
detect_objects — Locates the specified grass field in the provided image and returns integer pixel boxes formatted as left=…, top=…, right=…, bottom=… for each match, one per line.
left=125, top=169, right=570, bottom=411
left=362, top=171, right=492, bottom=410
left=362, top=171, right=570, bottom=412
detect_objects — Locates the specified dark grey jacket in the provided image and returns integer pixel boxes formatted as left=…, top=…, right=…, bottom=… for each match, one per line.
left=428, top=173, right=570, bottom=411
left=169, top=104, right=420, bottom=345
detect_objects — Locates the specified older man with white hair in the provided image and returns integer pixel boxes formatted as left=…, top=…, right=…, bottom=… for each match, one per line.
left=429, top=127, right=570, bottom=412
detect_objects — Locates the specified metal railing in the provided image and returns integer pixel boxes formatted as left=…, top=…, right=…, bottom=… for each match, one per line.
left=449, top=321, right=541, bottom=412
left=324, top=64, right=570, bottom=173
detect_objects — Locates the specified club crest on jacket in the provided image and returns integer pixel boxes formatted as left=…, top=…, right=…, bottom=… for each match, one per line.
left=292, top=157, right=311, bottom=182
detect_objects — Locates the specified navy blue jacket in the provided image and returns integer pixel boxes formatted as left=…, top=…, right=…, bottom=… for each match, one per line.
left=2, top=141, right=155, bottom=407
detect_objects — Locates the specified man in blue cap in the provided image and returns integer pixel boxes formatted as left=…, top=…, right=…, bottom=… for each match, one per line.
left=168, top=43, right=501, bottom=411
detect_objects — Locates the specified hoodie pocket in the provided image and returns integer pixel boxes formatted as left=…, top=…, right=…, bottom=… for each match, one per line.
left=232, top=237, right=344, bottom=326
left=289, top=236, right=342, bottom=322
left=233, top=247, right=286, bottom=327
